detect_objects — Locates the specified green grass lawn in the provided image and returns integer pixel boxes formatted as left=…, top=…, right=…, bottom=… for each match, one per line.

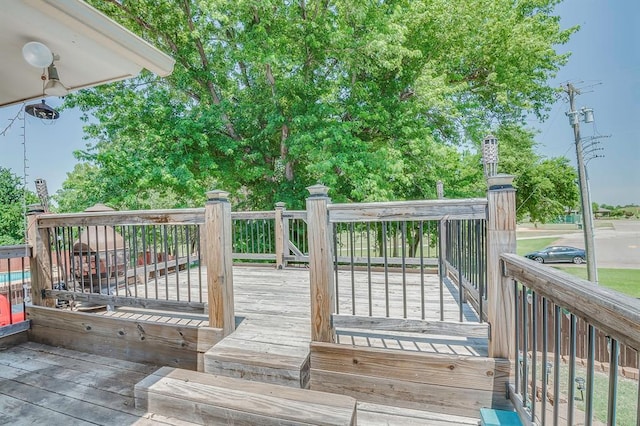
left=518, top=221, right=615, bottom=230
left=555, top=267, right=640, bottom=298
left=529, top=358, right=638, bottom=425
left=516, top=237, right=558, bottom=256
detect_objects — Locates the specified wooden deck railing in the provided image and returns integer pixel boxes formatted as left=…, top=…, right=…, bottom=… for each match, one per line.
left=36, top=207, right=207, bottom=309
left=502, top=253, right=640, bottom=426
left=307, top=177, right=516, bottom=361
left=232, top=208, right=309, bottom=267
left=25, top=198, right=306, bottom=316
left=13, top=182, right=509, bottom=347
left=442, top=218, right=488, bottom=322
left=28, top=191, right=235, bottom=336
left=327, top=197, right=488, bottom=322
left=0, top=245, right=30, bottom=335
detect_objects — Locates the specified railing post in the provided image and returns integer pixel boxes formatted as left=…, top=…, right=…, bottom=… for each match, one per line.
left=274, top=202, right=287, bottom=270
left=306, top=184, right=335, bottom=343
left=487, top=175, right=517, bottom=358
left=26, top=204, right=54, bottom=307
left=204, top=190, right=235, bottom=336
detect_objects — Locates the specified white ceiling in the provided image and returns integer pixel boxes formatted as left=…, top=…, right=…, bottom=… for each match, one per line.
left=0, top=0, right=175, bottom=108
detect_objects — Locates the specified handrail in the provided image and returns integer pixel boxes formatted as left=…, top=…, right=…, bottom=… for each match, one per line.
left=38, top=208, right=205, bottom=227
left=0, top=245, right=32, bottom=260
left=501, top=252, right=640, bottom=351
left=283, top=210, right=307, bottom=220
left=232, top=211, right=276, bottom=220
left=33, top=208, right=305, bottom=268
left=328, top=198, right=487, bottom=222
left=37, top=209, right=299, bottom=227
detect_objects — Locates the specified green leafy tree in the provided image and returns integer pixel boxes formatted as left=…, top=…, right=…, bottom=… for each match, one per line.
left=55, top=162, right=184, bottom=212
left=59, top=0, right=576, bottom=212
left=493, top=125, right=579, bottom=223
left=0, top=167, right=38, bottom=245
left=515, top=156, right=578, bottom=223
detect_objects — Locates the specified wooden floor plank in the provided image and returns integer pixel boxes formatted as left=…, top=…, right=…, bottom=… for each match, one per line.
left=136, top=368, right=356, bottom=426
left=2, top=345, right=156, bottom=385
left=0, top=363, right=142, bottom=414
left=0, top=392, right=94, bottom=425
left=21, top=341, right=158, bottom=373
left=0, top=372, right=146, bottom=424
left=0, top=351, right=146, bottom=397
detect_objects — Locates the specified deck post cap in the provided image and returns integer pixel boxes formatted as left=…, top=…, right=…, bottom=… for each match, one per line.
left=206, top=189, right=229, bottom=201
left=306, top=184, right=329, bottom=197
left=26, top=204, right=45, bottom=214
left=487, top=174, right=515, bottom=191
left=275, top=202, right=286, bottom=208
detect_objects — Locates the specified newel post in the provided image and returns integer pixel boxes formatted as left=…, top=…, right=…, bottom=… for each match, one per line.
left=306, top=184, right=336, bottom=343
left=274, top=202, right=287, bottom=270
left=486, top=175, right=517, bottom=359
left=204, top=190, right=235, bottom=336
left=26, top=204, right=54, bottom=307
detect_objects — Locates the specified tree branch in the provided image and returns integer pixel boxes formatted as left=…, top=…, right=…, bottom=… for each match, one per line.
left=182, top=0, right=240, bottom=140
left=264, top=64, right=293, bottom=181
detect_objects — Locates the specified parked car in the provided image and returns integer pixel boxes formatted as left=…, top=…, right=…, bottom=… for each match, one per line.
left=524, top=246, right=586, bottom=264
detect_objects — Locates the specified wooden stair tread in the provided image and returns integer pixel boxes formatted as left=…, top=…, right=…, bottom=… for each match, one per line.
left=135, top=367, right=356, bottom=425
left=203, top=322, right=311, bottom=387
left=207, top=344, right=308, bottom=369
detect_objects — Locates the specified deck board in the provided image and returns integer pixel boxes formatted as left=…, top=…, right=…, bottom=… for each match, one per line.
left=0, top=392, right=94, bottom=426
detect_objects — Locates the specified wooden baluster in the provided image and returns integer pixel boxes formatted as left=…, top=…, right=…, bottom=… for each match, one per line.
left=274, top=202, right=286, bottom=270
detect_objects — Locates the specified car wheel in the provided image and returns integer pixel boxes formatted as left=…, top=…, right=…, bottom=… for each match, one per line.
left=573, top=256, right=584, bottom=265
left=534, top=257, right=544, bottom=263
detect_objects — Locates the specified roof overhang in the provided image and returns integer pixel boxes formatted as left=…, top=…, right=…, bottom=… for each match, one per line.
left=1, top=0, right=175, bottom=108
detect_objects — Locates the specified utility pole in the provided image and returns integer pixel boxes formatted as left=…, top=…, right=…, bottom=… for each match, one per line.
left=566, top=83, right=598, bottom=284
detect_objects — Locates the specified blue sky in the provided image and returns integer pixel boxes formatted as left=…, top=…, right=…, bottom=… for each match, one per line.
left=1, top=1, right=638, bottom=206
left=528, top=0, right=640, bottom=206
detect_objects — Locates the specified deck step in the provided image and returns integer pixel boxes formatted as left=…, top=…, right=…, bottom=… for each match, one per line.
left=204, top=340, right=310, bottom=388
left=135, top=367, right=356, bottom=425
left=479, top=408, right=522, bottom=426
left=203, top=315, right=312, bottom=388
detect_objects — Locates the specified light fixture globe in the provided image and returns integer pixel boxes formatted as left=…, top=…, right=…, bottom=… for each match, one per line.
left=22, top=41, right=53, bottom=68
left=44, top=79, right=69, bottom=96
left=44, top=64, right=69, bottom=96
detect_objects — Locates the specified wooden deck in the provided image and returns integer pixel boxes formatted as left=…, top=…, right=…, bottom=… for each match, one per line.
left=1, top=265, right=485, bottom=424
